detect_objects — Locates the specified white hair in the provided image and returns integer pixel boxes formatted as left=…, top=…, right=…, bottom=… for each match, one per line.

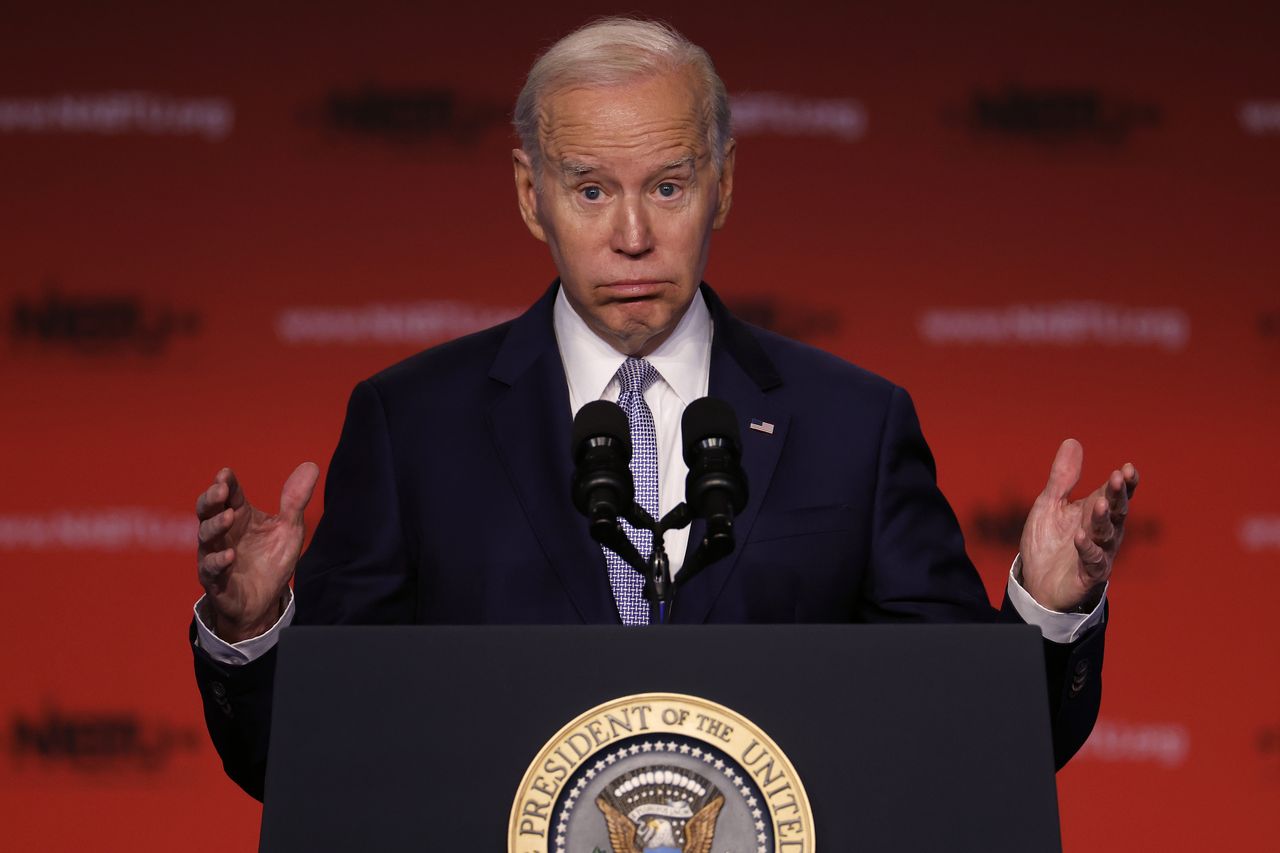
left=513, top=17, right=732, bottom=178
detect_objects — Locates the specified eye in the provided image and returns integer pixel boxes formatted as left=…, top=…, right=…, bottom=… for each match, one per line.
left=657, top=182, right=679, bottom=198
left=580, top=186, right=602, bottom=201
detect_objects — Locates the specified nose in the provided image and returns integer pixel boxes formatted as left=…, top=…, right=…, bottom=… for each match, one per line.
left=610, top=195, right=654, bottom=258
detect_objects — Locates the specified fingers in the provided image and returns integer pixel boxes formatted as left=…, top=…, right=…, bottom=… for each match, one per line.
left=195, top=468, right=244, bottom=520
left=1078, top=495, right=1116, bottom=584
left=279, top=462, right=320, bottom=522
left=1041, top=438, right=1084, bottom=502
left=1088, top=495, right=1117, bottom=547
left=1078, top=459, right=1136, bottom=590
left=1074, top=528, right=1109, bottom=582
left=198, top=546, right=235, bottom=588
left=1122, top=462, right=1139, bottom=498
left=1103, top=463, right=1139, bottom=521
left=1104, top=470, right=1129, bottom=525
left=195, top=480, right=226, bottom=521
left=197, top=506, right=235, bottom=554
left=219, top=467, right=246, bottom=510
left=195, top=468, right=243, bottom=580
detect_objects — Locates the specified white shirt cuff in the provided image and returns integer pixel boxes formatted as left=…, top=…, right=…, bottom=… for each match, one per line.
left=193, top=588, right=294, bottom=665
left=1006, top=555, right=1106, bottom=644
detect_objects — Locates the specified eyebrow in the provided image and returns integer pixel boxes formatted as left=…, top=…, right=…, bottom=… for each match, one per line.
left=560, top=160, right=595, bottom=177
left=556, top=155, right=698, bottom=180
left=660, top=156, right=696, bottom=172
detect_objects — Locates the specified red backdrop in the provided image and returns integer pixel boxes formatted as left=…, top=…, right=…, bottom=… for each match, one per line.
left=2, top=1, right=1278, bottom=850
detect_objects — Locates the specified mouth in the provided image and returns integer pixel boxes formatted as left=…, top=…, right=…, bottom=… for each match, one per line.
left=599, top=280, right=669, bottom=300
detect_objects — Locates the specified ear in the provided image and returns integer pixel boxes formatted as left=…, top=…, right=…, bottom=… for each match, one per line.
left=712, top=138, right=736, bottom=230
left=512, top=149, right=547, bottom=243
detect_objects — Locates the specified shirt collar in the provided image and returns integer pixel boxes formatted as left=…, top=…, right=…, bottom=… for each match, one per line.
left=553, top=284, right=712, bottom=410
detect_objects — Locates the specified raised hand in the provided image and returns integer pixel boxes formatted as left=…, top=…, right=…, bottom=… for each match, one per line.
left=195, top=463, right=320, bottom=642
left=1019, top=439, right=1139, bottom=613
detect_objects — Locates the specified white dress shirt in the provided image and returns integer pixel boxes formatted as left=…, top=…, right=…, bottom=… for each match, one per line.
left=195, top=288, right=1104, bottom=664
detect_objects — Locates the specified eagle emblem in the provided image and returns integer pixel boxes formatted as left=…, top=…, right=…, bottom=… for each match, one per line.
left=595, top=765, right=725, bottom=853
left=509, top=694, right=814, bottom=853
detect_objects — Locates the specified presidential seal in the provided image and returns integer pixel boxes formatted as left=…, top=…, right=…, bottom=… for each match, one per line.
left=509, top=693, right=814, bottom=853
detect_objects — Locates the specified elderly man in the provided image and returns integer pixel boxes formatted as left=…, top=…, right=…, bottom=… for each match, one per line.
left=192, top=18, right=1138, bottom=800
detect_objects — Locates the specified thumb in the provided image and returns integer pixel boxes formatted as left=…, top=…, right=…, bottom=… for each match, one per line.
left=279, top=462, right=320, bottom=522
left=1041, top=438, right=1083, bottom=502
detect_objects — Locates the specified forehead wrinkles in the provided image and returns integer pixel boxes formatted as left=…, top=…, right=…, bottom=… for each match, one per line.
left=536, top=78, right=711, bottom=168
left=543, top=118, right=703, bottom=168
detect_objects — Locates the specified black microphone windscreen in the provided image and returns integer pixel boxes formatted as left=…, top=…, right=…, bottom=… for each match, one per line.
left=572, top=399, right=631, bottom=456
left=681, top=397, right=741, bottom=461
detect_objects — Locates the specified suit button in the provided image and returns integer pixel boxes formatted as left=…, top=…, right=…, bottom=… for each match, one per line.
left=1069, top=661, right=1089, bottom=697
left=211, top=681, right=227, bottom=699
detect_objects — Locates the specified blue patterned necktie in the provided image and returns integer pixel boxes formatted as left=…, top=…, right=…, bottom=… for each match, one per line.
left=605, top=357, right=660, bottom=625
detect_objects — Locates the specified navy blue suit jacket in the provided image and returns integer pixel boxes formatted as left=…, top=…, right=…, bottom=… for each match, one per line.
left=193, top=283, right=1104, bottom=799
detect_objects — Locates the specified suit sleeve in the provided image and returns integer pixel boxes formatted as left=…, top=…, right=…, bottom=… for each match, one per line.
left=865, top=385, right=1104, bottom=769
left=191, top=378, right=417, bottom=800
left=999, top=592, right=1107, bottom=768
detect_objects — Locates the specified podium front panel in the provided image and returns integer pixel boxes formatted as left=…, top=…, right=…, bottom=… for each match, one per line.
left=261, top=624, right=1060, bottom=852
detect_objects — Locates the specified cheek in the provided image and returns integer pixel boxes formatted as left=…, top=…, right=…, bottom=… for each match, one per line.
left=663, top=196, right=715, bottom=240
left=658, top=219, right=710, bottom=268
left=541, top=223, right=584, bottom=273
left=548, top=213, right=605, bottom=263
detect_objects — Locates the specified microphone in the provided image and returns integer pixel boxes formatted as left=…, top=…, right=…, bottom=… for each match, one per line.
left=571, top=400, right=635, bottom=545
left=682, top=397, right=748, bottom=560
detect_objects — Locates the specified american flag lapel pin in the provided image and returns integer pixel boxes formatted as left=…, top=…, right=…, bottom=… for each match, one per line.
left=748, top=418, right=775, bottom=435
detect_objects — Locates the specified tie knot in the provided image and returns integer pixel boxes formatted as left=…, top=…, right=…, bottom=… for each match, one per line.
left=616, top=357, right=659, bottom=395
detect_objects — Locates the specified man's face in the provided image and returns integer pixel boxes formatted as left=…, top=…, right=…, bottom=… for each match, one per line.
left=513, top=68, right=735, bottom=356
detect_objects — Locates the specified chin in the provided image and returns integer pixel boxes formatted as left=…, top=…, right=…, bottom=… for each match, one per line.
left=598, top=323, right=661, bottom=356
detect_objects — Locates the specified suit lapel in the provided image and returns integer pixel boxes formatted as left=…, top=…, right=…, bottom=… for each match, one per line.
left=486, top=285, right=618, bottom=624
left=676, top=286, right=789, bottom=624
